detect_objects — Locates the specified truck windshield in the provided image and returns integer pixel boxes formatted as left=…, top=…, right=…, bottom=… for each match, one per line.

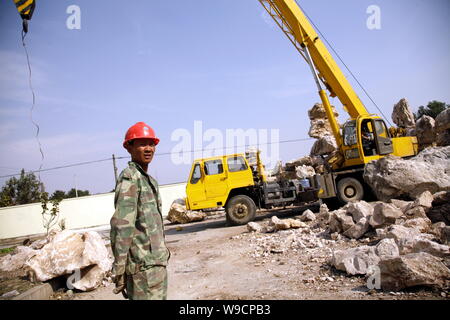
left=190, top=163, right=201, bottom=184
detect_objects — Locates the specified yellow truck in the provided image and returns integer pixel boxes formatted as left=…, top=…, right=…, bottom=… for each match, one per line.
left=185, top=151, right=319, bottom=225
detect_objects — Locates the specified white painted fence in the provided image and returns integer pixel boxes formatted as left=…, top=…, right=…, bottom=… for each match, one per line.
left=0, top=182, right=187, bottom=240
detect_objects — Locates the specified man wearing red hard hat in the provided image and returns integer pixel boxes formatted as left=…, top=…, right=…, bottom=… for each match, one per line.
left=110, top=122, right=170, bottom=300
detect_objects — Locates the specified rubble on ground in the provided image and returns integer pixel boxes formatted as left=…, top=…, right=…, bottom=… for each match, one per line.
left=392, top=98, right=416, bottom=129
left=243, top=223, right=334, bottom=259
left=245, top=178, right=450, bottom=292
left=363, top=146, right=450, bottom=201
left=167, top=199, right=207, bottom=224
left=247, top=215, right=310, bottom=234
left=326, top=195, right=450, bottom=290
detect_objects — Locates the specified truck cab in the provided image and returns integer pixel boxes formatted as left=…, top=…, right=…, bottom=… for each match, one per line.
left=185, top=151, right=319, bottom=225
left=341, top=116, right=418, bottom=168
left=185, top=154, right=255, bottom=211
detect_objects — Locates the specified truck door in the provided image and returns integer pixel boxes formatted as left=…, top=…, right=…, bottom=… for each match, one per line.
left=227, top=155, right=254, bottom=188
left=186, top=162, right=206, bottom=207
left=204, top=159, right=228, bottom=200
left=373, top=119, right=393, bottom=155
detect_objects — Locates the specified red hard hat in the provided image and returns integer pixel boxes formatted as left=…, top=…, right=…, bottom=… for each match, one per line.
left=123, top=122, right=160, bottom=148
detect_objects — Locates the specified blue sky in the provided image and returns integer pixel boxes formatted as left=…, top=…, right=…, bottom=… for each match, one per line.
left=0, top=0, right=449, bottom=194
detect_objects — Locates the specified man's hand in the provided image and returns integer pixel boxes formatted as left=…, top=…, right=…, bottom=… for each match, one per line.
left=113, top=274, right=127, bottom=295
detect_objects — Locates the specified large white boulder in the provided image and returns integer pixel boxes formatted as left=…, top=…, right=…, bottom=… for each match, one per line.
left=25, top=230, right=112, bottom=291
left=167, top=202, right=206, bottom=224
left=363, top=147, right=450, bottom=201
left=415, top=115, right=436, bottom=148
left=392, top=98, right=415, bottom=128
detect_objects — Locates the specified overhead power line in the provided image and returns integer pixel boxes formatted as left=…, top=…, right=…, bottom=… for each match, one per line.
left=0, top=158, right=112, bottom=179
left=0, top=137, right=315, bottom=179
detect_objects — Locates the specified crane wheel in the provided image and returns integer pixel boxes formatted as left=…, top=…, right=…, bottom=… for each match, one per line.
left=225, top=195, right=256, bottom=226
left=336, top=177, right=364, bottom=205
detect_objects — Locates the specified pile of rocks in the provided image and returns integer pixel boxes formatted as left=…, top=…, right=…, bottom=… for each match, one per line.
left=247, top=216, right=308, bottom=234
left=325, top=190, right=448, bottom=240
left=394, top=98, right=450, bottom=150
left=0, top=230, right=113, bottom=292
left=331, top=224, right=450, bottom=291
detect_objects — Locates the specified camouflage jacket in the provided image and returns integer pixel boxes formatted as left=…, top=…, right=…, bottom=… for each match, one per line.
left=110, top=161, right=170, bottom=276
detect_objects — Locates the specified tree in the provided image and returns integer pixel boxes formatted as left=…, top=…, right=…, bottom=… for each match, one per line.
left=50, top=190, right=66, bottom=201
left=66, top=188, right=90, bottom=199
left=40, top=191, right=62, bottom=235
left=0, top=169, right=42, bottom=207
left=415, top=100, right=449, bottom=120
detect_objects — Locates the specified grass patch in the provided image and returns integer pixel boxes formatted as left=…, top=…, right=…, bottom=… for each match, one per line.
left=0, top=247, right=14, bottom=255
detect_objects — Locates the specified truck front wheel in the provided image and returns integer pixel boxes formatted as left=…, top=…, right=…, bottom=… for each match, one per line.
left=336, top=177, right=364, bottom=205
left=225, top=195, right=256, bottom=226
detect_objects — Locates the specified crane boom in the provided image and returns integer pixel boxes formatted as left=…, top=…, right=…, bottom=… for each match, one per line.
left=259, top=0, right=370, bottom=121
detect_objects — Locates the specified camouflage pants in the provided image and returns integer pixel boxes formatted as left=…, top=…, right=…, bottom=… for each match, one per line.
left=126, top=266, right=167, bottom=300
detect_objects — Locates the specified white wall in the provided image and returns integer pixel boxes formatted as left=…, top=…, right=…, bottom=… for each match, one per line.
left=0, top=183, right=186, bottom=240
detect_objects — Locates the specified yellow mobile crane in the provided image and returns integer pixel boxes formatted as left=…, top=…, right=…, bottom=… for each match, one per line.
left=185, top=0, right=419, bottom=224
left=258, top=0, right=418, bottom=204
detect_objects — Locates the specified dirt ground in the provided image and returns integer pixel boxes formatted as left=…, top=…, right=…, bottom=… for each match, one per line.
left=72, top=208, right=448, bottom=301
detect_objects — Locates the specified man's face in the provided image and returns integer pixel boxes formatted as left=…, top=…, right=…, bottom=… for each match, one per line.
left=126, top=138, right=156, bottom=165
